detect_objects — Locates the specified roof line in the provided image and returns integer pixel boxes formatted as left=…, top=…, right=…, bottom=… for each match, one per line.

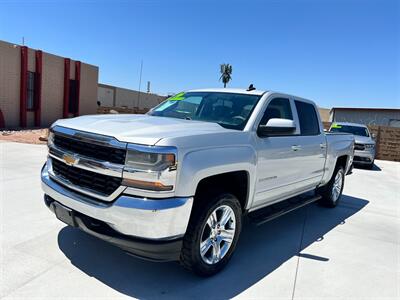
left=331, top=107, right=400, bottom=112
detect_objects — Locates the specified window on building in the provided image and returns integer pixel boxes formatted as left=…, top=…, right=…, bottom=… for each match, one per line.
left=27, top=71, right=35, bottom=110
left=69, top=79, right=78, bottom=114
left=295, top=100, right=320, bottom=135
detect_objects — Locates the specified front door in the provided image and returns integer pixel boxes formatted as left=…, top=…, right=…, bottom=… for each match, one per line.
left=253, top=97, right=304, bottom=208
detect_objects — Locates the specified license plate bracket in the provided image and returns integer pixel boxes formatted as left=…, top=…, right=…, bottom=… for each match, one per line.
left=53, top=202, right=77, bottom=227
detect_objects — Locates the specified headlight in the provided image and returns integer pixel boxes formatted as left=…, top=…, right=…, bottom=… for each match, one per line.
left=123, top=146, right=177, bottom=192
left=48, top=131, right=55, bottom=147
left=125, top=149, right=175, bottom=172
left=365, top=144, right=375, bottom=149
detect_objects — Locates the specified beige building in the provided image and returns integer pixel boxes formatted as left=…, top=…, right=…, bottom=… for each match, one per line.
left=0, top=40, right=98, bottom=128
left=318, top=107, right=331, bottom=122
left=330, top=107, right=400, bottom=127
left=98, top=83, right=166, bottom=110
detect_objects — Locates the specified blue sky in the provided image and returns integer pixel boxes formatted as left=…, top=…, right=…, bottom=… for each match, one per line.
left=1, top=0, right=399, bottom=108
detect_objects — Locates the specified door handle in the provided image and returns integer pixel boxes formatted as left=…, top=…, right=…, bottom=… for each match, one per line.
left=291, top=145, right=302, bottom=151
left=320, top=143, right=327, bottom=149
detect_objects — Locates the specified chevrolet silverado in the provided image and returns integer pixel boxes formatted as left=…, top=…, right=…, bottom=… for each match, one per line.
left=41, top=88, right=354, bottom=276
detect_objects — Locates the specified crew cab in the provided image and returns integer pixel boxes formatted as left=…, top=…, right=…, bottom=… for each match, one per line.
left=41, top=88, right=354, bottom=276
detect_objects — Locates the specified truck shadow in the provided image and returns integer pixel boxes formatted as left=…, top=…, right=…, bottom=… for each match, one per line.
left=57, top=195, right=368, bottom=299
left=354, top=163, right=382, bottom=171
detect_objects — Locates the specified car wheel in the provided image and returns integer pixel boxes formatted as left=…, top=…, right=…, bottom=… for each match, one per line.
left=180, top=193, right=242, bottom=276
left=318, top=166, right=345, bottom=208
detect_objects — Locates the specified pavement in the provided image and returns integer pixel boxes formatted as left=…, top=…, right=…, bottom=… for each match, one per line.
left=1, top=141, right=399, bottom=300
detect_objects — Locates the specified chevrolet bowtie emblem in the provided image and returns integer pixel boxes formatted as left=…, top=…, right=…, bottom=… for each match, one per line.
left=63, top=154, right=77, bottom=166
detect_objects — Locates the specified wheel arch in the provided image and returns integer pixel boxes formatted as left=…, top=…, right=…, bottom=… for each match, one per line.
left=194, top=170, right=251, bottom=212
left=335, top=155, right=350, bottom=171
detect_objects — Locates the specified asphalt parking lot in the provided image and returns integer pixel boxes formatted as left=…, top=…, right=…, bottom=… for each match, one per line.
left=1, top=141, right=399, bottom=300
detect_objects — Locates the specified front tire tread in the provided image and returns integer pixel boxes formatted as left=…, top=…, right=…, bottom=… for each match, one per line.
left=180, top=193, right=242, bottom=276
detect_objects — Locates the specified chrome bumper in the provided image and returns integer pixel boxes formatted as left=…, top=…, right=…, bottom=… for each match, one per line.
left=41, top=163, right=193, bottom=240
left=354, top=149, right=375, bottom=164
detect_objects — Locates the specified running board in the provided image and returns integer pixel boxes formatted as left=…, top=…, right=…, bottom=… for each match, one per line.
left=248, top=194, right=321, bottom=226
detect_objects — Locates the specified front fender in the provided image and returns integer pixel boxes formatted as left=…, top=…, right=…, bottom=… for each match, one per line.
left=175, top=146, right=257, bottom=209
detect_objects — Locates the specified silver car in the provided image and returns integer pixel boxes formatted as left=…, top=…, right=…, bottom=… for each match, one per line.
left=330, top=122, right=376, bottom=169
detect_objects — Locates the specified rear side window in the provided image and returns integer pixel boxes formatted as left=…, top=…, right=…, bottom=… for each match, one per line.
left=260, top=98, right=293, bottom=125
left=295, top=101, right=320, bottom=135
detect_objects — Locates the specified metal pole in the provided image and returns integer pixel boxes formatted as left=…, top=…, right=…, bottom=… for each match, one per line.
left=137, top=60, right=143, bottom=108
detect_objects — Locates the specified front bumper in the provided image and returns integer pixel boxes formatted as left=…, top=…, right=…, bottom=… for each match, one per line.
left=41, top=163, right=193, bottom=252
left=353, top=149, right=375, bottom=165
left=44, top=196, right=183, bottom=261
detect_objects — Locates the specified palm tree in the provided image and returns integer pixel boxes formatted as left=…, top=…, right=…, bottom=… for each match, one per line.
left=220, top=64, right=232, bottom=88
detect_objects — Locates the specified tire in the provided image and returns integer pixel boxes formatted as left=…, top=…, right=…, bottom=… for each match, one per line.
left=180, top=192, right=242, bottom=276
left=318, top=165, right=345, bottom=208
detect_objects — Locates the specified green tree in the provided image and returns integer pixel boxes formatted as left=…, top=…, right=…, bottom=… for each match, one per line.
left=219, top=64, right=232, bottom=88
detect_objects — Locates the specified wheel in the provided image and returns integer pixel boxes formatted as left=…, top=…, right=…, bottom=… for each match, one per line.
left=318, top=166, right=345, bottom=208
left=180, top=193, right=242, bottom=276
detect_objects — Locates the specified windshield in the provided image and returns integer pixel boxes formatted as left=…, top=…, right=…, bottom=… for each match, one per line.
left=330, top=124, right=370, bottom=137
left=148, top=92, right=262, bottom=130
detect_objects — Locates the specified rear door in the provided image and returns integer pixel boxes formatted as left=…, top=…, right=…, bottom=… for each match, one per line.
left=293, top=99, right=326, bottom=189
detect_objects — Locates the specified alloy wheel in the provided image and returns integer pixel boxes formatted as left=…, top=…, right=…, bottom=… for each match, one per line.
left=199, top=205, right=236, bottom=265
left=331, top=169, right=344, bottom=202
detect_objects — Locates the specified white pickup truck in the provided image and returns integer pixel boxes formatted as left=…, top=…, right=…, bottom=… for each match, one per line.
left=41, top=88, right=354, bottom=276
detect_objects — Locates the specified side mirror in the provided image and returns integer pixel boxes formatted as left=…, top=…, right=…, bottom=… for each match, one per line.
left=257, top=118, right=296, bottom=137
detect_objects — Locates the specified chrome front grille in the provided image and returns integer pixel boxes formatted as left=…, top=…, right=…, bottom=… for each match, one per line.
left=53, top=134, right=126, bottom=164
left=48, top=126, right=128, bottom=201
left=51, top=158, right=122, bottom=197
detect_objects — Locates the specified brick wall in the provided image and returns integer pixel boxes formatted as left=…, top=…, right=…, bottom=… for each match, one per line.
left=41, top=52, right=64, bottom=126
left=113, top=87, right=166, bottom=110
left=97, top=106, right=150, bottom=115
left=0, top=40, right=99, bottom=129
left=0, top=41, right=20, bottom=128
left=368, top=126, right=400, bottom=162
left=79, top=62, right=99, bottom=116
left=323, top=122, right=400, bottom=162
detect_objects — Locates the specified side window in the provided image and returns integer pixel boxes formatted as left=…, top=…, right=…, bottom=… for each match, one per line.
left=295, top=100, right=320, bottom=135
left=260, top=98, right=293, bottom=125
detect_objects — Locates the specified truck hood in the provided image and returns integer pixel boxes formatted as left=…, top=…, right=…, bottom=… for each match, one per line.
left=53, top=114, right=231, bottom=145
left=354, top=135, right=375, bottom=145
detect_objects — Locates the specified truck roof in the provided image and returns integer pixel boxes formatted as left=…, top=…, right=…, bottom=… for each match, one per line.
left=187, top=88, right=267, bottom=96
left=185, top=89, right=319, bottom=108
